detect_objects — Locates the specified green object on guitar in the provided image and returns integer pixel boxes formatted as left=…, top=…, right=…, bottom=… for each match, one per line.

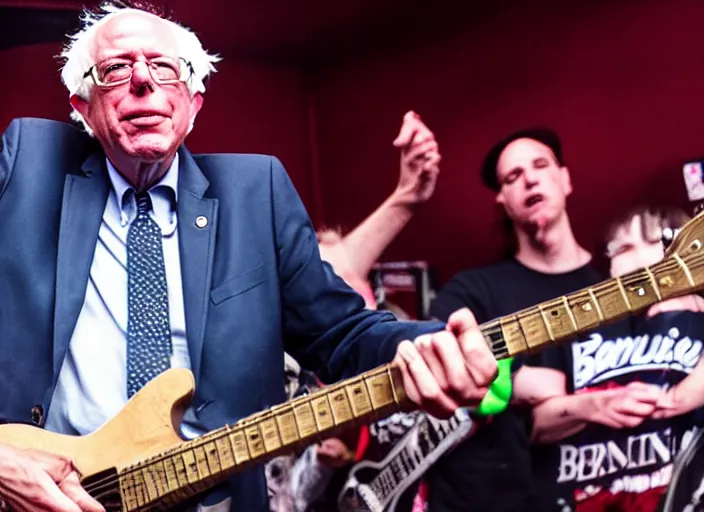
left=475, top=357, right=513, bottom=417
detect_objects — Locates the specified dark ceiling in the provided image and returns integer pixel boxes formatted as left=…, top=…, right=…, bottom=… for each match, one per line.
left=0, top=0, right=482, bottom=62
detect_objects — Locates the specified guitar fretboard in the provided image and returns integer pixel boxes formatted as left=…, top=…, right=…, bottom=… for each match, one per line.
left=480, top=251, right=701, bottom=358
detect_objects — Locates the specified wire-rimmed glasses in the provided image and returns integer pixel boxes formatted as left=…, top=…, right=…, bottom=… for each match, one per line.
left=83, top=56, right=194, bottom=88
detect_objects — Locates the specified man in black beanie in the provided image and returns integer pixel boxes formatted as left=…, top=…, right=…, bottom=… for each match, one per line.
left=427, top=127, right=598, bottom=512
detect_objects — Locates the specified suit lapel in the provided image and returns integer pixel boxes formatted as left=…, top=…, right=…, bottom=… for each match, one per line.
left=177, top=148, right=218, bottom=382
left=53, top=152, right=109, bottom=379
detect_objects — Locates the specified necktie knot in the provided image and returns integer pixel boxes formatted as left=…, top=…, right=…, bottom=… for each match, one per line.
left=135, top=192, right=152, bottom=215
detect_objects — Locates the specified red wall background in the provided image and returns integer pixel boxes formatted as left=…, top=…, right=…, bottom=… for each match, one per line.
left=311, top=0, right=704, bottom=283
left=3, top=0, right=704, bottom=286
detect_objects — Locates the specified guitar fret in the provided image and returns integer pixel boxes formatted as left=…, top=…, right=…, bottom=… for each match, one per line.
left=543, top=299, right=581, bottom=341
left=329, top=388, right=354, bottom=424
left=365, top=371, right=396, bottom=409
left=259, top=415, right=283, bottom=452
left=204, top=440, right=222, bottom=475
left=169, top=465, right=197, bottom=502
left=652, top=258, right=695, bottom=298
left=244, top=424, right=266, bottom=458
left=587, top=289, right=605, bottom=321
left=230, top=428, right=251, bottom=464
left=562, top=296, right=579, bottom=331
left=215, top=431, right=235, bottom=470
left=537, top=304, right=555, bottom=342
left=152, top=464, right=168, bottom=501
left=275, top=405, right=300, bottom=444
left=293, top=401, right=319, bottom=438
left=592, top=283, right=627, bottom=319
left=140, top=466, right=157, bottom=503
left=497, top=317, right=528, bottom=356
left=615, top=277, right=632, bottom=311
left=674, top=253, right=696, bottom=287
left=133, top=472, right=147, bottom=509
left=621, top=271, right=661, bottom=310
left=389, top=365, right=408, bottom=406
left=346, top=379, right=373, bottom=417
left=171, top=453, right=189, bottom=495
left=193, top=445, right=212, bottom=488
left=311, top=395, right=335, bottom=431
left=644, top=267, right=662, bottom=301
left=147, top=457, right=184, bottom=505
left=120, top=472, right=138, bottom=511
left=482, top=320, right=511, bottom=357
left=146, top=461, right=168, bottom=501
left=181, top=449, right=200, bottom=486
left=517, top=309, right=549, bottom=350
left=163, top=457, right=184, bottom=501
left=566, top=292, right=600, bottom=331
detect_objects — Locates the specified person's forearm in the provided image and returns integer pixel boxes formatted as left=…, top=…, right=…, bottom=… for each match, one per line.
left=531, top=393, right=598, bottom=444
left=657, top=374, right=704, bottom=419
left=341, top=190, right=414, bottom=279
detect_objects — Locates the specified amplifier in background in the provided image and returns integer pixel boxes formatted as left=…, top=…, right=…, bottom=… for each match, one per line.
left=369, top=261, right=437, bottom=320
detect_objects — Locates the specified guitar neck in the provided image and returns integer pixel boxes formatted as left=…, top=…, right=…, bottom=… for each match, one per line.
left=482, top=253, right=702, bottom=359
left=116, top=365, right=409, bottom=510
left=116, top=247, right=704, bottom=510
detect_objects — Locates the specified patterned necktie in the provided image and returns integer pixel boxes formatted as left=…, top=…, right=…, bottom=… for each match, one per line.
left=126, top=191, right=172, bottom=398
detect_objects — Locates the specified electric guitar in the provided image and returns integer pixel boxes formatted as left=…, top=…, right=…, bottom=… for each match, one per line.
left=3, top=212, right=704, bottom=511
left=337, top=408, right=475, bottom=512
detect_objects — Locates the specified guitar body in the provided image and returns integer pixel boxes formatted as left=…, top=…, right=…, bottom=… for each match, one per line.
left=338, top=409, right=475, bottom=512
left=0, top=368, right=194, bottom=479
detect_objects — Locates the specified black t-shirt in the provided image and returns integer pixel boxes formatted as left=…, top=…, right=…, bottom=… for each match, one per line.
left=532, top=311, right=704, bottom=512
left=427, top=259, right=603, bottom=512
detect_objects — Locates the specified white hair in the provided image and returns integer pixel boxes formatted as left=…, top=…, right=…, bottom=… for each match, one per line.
left=60, top=2, right=221, bottom=135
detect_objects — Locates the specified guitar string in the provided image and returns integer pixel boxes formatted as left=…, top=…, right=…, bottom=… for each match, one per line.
left=81, top=250, right=704, bottom=503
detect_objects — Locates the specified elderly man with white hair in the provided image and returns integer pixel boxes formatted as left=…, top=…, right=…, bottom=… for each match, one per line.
left=0, top=2, right=497, bottom=511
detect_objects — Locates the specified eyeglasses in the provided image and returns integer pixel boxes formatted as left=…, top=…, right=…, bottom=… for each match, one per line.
left=83, top=56, right=194, bottom=88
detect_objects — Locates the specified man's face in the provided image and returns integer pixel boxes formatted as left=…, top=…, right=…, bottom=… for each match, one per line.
left=71, top=11, right=202, bottom=166
left=608, top=215, right=665, bottom=277
left=495, top=138, right=572, bottom=228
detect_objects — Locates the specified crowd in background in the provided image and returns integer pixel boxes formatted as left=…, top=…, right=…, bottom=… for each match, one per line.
left=263, top=113, right=704, bottom=512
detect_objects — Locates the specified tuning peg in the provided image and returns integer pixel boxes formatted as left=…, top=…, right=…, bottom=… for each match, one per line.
left=662, top=227, right=680, bottom=249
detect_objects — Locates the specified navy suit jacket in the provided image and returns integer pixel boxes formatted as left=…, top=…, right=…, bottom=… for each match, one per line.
left=0, top=118, right=442, bottom=510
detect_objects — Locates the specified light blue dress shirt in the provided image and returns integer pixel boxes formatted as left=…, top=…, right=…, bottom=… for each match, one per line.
left=45, top=155, right=192, bottom=436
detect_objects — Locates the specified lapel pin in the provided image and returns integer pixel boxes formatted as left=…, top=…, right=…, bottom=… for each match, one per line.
left=195, top=216, right=208, bottom=228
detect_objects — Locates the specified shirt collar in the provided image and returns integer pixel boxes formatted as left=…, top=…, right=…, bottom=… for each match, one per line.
left=105, top=154, right=179, bottom=235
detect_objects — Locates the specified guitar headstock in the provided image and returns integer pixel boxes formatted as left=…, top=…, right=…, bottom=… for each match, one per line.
left=664, top=210, right=704, bottom=262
